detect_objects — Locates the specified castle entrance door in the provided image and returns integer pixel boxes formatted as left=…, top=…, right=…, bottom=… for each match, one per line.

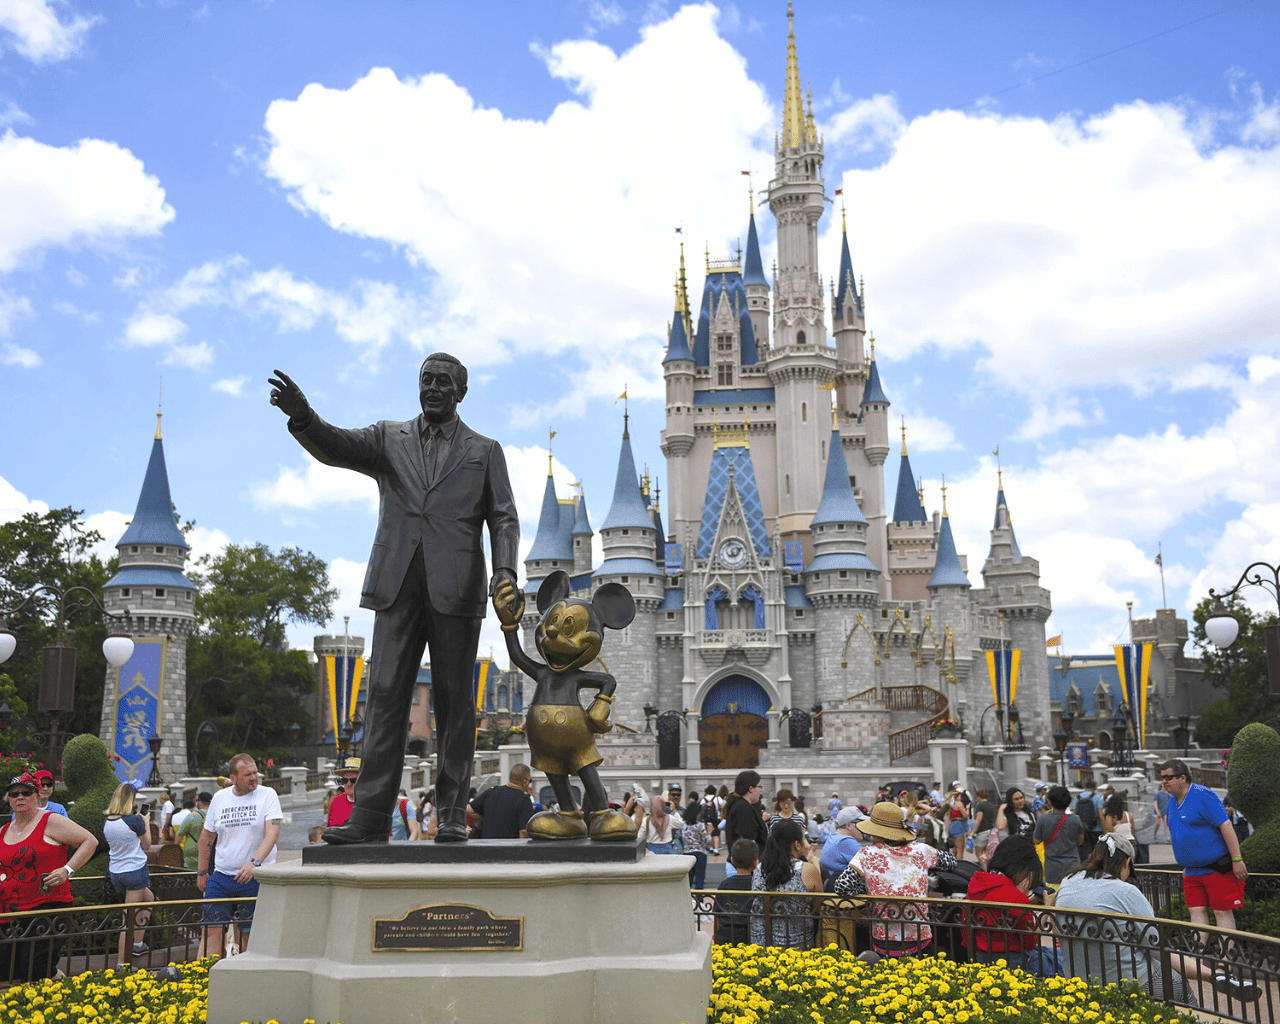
left=698, top=676, right=771, bottom=771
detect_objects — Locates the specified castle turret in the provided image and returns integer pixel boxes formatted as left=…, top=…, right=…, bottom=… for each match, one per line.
left=524, top=462, right=574, bottom=590
left=100, top=410, right=194, bottom=784
left=571, top=489, right=594, bottom=577
left=859, top=339, right=891, bottom=596
left=743, top=205, right=770, bottom=351
left=661, top=247, right=697, bottom=534
left=886, top=419, right=935, bottom=600
left=830, top=206, right=866, bottom=422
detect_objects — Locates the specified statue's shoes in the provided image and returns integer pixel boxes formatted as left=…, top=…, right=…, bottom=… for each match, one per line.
left=526, top=809, right=588, bottom=840
left=322, top=822, right=389, bottom=845
left=434, top=821, right=468, bottom=843
left=589, top=808, right=638, bottom=841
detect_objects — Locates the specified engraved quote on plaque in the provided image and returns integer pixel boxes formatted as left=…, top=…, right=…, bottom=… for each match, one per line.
left=373, top=903, right=524, bottom=952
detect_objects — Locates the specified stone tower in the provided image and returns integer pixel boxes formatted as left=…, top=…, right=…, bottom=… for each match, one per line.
left=100, top=411, right=195, bottom=784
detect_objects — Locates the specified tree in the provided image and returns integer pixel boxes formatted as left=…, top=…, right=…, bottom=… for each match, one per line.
left=187, top=543, right=337, bottom=757
left=1191, top=596, right=1280, bottom=750
left=0, top=508, right=115, bottom=742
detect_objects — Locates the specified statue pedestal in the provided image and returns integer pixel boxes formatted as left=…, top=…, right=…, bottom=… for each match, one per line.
left=206, top=840, right=711, bottom=1024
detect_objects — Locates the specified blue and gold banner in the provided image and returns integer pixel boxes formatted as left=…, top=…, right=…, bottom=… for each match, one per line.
left=1113, top=642, right=1153, bottom=747
left=785, top=541, right=804, bottom=573
left=113, top=639, right=166, bottom=784
left=664, top=542, right=683, bottom=576
left=984, top=648, right=1021, bottom=721
left=324, top=655, right=365, bottom=748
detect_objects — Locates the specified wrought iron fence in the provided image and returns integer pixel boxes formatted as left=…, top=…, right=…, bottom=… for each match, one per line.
left=692, top=889, right=1280, bottom=1023
left=305, top=771, right=329, bottom=791
left=1134, top=866, right=1280, bottom=919
left=0, top=896, right=254, bottom=985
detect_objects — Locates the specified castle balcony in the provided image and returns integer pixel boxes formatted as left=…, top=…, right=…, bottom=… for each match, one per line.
left=696, top=628, right=773, bottom=667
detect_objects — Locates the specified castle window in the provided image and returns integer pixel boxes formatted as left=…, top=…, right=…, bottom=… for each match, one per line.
left=717, top=364, right=734, bottom=386
left=801, top=403, right=807, bottom=422
left=648, top=577, right=653, bottom=584
left=821, top=441, right=825, bottom=460
left=716, top=334, right=732, bottom=352
left=156, top=546, right=165, bottom=554
left=155, top=588, right=165, bottom=597
left=839, top=571, right=848, bottom=579
left=131, top=546, right=139, bottom=553
left=795, top=609, right=804, bottom=617
left=785, top=474, right=791, bottom=494
left=850, top=475, right=857, bottom=487
left=121, top=588, right=131, bottom=597
left=837, top=524, right=845, bottom=531
left=797, top=331, right=806, bottom=345
left=187, top=592, right=192, bottom=600
left=667, top=612, right=676, bottom=620
left=622, top=529, right=629, bottom=535
left=621, top=576, right=629, bottom=583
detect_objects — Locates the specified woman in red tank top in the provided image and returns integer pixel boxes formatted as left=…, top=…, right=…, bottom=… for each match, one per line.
left=0, top=771, right=98, bottom=981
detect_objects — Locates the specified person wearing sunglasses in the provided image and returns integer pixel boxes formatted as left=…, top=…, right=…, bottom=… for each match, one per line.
left=327, top=758, right=361, bottom=829
left=0, top=772, right=97, bottom=981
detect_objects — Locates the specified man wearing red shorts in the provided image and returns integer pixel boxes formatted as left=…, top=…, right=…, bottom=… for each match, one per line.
left=1160, top=759, right=1246, bottom=933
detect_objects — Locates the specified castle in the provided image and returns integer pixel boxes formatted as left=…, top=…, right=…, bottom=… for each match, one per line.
left=517, top=6, right=1053, bottom=786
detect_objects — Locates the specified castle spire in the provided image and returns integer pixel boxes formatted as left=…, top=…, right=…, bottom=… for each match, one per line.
left=743, top=208, right=768, bottom=287
left=525, top=471, right=564, bottom=563
left=928, top=511, right=971, bottom=590
left=600, top=420, right=653, bottom=532
left=892, top=419, right=927, bottom=524
left=118, top=422, right=188, bottom=550
left=782, top=1, right=806, bottom=149
left=812, top=426, right=868, bottom=528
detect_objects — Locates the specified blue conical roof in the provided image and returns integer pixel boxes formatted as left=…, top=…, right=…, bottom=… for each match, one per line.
left=600, top=429, right=654, bottom=531
left=743, top=211, right=768, bottom=287
left=663, top=308, right=693, bottom=363
left=118, top=437, right=188, bottom=549
left=861, top=359, right=889, bottom=406
left=991, top=486, right=1022, bottom=562
left=893, top=452, right=927, bottom=524
left=571, top=494, right=593, bottom=536
left=834, top=229, right=861, bottom=318
left=812, top=429, right=867, bottom=526
left=526, top=474, right=565, bottom=561
left=928, top=516, right=970, bottom=589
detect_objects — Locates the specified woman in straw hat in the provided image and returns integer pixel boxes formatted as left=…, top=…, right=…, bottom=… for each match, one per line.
left=833, top=801, right=956, bottom=960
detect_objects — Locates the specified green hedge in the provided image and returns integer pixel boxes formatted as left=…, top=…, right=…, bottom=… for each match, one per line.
left=61, top=733, right=123, bottom=853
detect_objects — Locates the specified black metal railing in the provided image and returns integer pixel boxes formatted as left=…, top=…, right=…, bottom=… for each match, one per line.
left=1134, top=866, right=1280, bottom=920
left=0, top=896, right=254, bottom=985
left=692, top=889, right=1280, bottom=1023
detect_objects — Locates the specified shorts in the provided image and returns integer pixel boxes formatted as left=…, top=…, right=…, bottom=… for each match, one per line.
left=973, top=830, right=991, bottom=848
left=107, top=866, right=151, bottom=894
left=204, top=871, right=260, bottom=929
left=1183, top=870, right=1244, bottom=911
left=948, top=819, right=968, bottom=839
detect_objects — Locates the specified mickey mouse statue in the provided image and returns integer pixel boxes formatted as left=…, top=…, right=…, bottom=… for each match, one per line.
left=494, top=570, right=639, bottom=841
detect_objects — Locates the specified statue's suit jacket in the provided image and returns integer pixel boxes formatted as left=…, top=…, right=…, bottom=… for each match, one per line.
left=290, top=412, right=520, bottom=617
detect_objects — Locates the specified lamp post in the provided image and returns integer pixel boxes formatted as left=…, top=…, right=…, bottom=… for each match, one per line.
left=0, top=585, right=135, bottom=769
left=643, top=702, right=658, bottom=733
left=1205, top=561, right=1280, bottom=697
left=977, top=702, right=1003, bottom=746
left=147, top=733, right=163, bottom=787
left=1112, top=709, right=1132, bottom=771
left=1177, top=711, right=1190, bottom=758
left=1007, top=702, right=1025, bottom=750
left=1054, top=727, right=1069, bottom=784
left=196, top=719, right=220, bottom=777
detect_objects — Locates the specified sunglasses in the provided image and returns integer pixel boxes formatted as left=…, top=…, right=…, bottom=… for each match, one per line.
left=343, top=780, right=356, bottom=785
left=1159, top=774, right=1178, bottom=781
left=6, top=790, right=33, bottom=799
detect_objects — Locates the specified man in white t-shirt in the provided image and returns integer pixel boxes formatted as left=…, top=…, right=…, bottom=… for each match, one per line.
left=197, top=754, right=282, bottom=955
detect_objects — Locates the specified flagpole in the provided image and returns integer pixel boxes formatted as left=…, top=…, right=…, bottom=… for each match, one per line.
left=1157, top=543, right=1167, bottom=609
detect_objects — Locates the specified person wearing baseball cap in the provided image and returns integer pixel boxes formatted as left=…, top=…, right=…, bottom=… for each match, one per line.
left=820, top=805, right=868, bottom=879
left=34, top=769, right=67, bottom=817
left=327, top=758, right=362, bottom=828
left=1033, top=782, right=1049, bottom=815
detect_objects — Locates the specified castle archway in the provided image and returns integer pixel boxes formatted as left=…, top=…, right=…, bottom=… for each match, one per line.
left=697, top=674, right=771, bottom=772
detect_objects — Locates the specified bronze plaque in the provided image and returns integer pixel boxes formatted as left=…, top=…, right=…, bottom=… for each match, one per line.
left=373, top=903, right=523, bottom=952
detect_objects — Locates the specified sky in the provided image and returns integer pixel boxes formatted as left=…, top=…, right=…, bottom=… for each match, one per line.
left=2, top=0, right=1279, bottom=668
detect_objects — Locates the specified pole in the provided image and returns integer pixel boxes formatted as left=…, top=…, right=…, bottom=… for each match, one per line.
left=341, top=615, right=350, bottom=757
left=1157, top=542, right=1167, bottom=609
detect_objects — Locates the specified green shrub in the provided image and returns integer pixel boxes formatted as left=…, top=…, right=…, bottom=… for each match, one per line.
left=61, top=733, right=123, bottom=853
left=1228, top=722, right=1280, bottom=825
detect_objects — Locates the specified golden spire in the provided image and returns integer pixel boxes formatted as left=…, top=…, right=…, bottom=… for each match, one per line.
left=941, top=474, right=949, bottom=517
left=548, top=429, right=556, bottom=474
left=841, top=196, right=847, bottom=234
left=901, top=415, right=908, bottom=457
left=155, top=377, right=163, bottom=439
left=993, top=445, right=1003, bottom=489
left=641, top=464, right=650, bottom=500
left=917, top=477, right=924, bottom=506
left=653, top=481, right=661, bottom=512
left=705, top=242, right=711, bottom=274
left=868, top=332, right=876, bottom=361
left=677, top=242, right=693, bottom=339
left=805, top=82, right=817, bottom=144
left=782, top=1, right=806, bottom=150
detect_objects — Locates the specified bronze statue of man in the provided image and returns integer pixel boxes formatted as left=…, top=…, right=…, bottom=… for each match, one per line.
left=268, top=355, right=519, bottom=844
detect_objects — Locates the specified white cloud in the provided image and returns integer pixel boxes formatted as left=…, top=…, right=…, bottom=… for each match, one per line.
left=80, top=509, right=130, bottom=562
left=1016, top=394, right=1099, bottom=441
left=0, top=99, right=31, bottom=127
left=260, top=2, right=774, bottom=413
left=123, top=310, right=185, bottom=347
left=0, top=288, right=31, bottom=333
left=248, top=458, right=379, bottom=514
left=1, top=340, right=39, bottom=366
left=161, top=340, right=214, bottom=370
left=213, top=375, right=247, bottom=396
left=827, top=101, right=1280, bottom=398
left=826, top=93, right=906, bottom=153
left=0, top=474, right=48, bottom=523
left=64, top=265, right=87, bottom=286
left=0, top=131, right=173, bottom=272
left=0, top=0, right=97, bottom=63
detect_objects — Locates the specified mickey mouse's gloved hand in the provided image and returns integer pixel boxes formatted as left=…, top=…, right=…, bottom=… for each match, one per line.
left=587, top=694, right=614, bottom=733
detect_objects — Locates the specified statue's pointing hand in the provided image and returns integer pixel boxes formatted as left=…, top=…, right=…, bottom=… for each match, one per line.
left=268, top=369, right=311, bottom=423
left=494, top=579, right=525, bottom=632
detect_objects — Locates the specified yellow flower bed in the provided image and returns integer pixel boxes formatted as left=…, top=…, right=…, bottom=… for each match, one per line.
left=0, top=960, right=213, bottom=1024
left=708, top=946, right=1202, bottom=1024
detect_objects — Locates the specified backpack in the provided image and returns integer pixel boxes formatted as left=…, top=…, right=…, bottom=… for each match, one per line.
left=1075, top=793, right=1098, bottom=832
